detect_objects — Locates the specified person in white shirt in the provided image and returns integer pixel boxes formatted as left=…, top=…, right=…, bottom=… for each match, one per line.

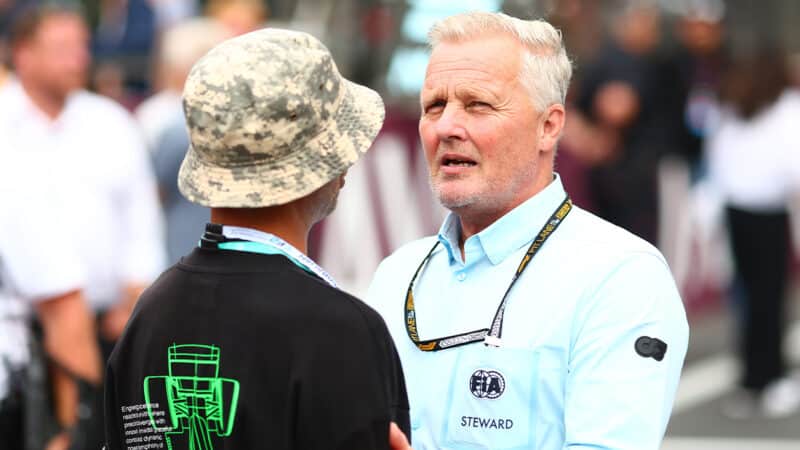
left=366, top=12, right=689, bottom=449
left=2, top=5, right=164, bottom=447
left=706, top=46, right=800, bottom=419
left=3, top=5, right=166, bottom=337
left=0, top=161, right=102, bottom=450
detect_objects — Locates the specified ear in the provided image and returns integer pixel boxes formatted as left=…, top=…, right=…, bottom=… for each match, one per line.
left=538, top=104, right=566, bottom=153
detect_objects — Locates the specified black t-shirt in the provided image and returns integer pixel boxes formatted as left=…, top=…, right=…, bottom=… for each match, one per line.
left=104, top=245, right=410, bottom=449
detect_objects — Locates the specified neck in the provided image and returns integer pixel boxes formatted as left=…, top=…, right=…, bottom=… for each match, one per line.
left=456, top=170, right=554, bottom=257
left=455, top=208, right=513, bottom=260
left=211, top=204, right=312, bottom=255
left=20, top=78, right=67, bottom=120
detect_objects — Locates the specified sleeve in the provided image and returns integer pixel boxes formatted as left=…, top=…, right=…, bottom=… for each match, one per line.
left=564, top=253, right=689, bottom=450
left=363, top=253, right=412, bottom=439
left=370, top=309, right=411, bottom=439
left=335, top=315, right=411, bottom=450
left=0, top=191, right=86, bottom=302
left=302, top=303, right=410, bottom=450
left=111, top=111, right=167, bottom=285
left=334, top=420, right=389, bottom=450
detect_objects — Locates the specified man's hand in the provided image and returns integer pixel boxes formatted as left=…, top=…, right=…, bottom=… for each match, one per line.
left=44, top=431, right=70, bottom=450
left=389, top=422, right=412, bottom=450
left=35, top=289, right=101, bottom=444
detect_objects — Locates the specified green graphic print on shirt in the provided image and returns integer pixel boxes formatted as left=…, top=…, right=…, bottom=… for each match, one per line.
left=144, top=344, right=240, bottom=450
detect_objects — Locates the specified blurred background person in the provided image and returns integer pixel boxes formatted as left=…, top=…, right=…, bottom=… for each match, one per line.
left=89, top=0, right=157, bottom=105
left=0, top=51, right=7, bottom=88
left=0, top=0, right=23, bottom=89
left=0, top=161, right=102, bottom=450
left=1, top=4, right=165, bottom=446
left=704, top=45, right=800, bottom=419
left=0, top=30, right=7, bottom=87
left=672, top=0, right=728, bottom=170
left=205, top=0, right=268, bottom=36
left=147, top=0, right=198, bottom=31
left=139, top=17, right=231, bottom=263
left=790, top=51, right=800, bottom=87
left=568, top=0, right=689, bottom=246
left=657, top=0, right=730, bottom=303
left=135, top=17, right=230, bottom=153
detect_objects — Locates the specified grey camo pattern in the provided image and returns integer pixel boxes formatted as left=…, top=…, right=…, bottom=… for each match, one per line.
left=178, top=28, right=385, bottom=207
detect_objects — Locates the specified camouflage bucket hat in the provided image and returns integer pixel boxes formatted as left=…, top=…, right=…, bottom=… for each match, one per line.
left=178, top=28, right=385, bottom=207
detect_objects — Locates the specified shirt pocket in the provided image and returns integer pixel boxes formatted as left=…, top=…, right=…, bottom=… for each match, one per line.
left=440, top=345, right=540, bottom=450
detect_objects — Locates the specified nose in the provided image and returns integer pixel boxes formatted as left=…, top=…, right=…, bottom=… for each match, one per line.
left=434, top=103, right=467, bottom=141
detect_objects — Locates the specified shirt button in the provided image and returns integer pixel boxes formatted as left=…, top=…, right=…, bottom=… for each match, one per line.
left=456, top=272, right=467, bottom=281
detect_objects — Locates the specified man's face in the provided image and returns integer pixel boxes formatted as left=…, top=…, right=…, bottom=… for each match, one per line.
left=17, top=14, right=90, bottom=97
left=678, top=19, right=723, bottom=55
left=419, top=35, right=544, bottom=217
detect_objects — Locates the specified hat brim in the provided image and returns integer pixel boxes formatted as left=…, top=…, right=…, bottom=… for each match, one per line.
left=178, top=79, right=385, bottom=208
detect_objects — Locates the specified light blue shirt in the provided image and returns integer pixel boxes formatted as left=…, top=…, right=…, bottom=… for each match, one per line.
left=366, top=175, right=689, bottom=450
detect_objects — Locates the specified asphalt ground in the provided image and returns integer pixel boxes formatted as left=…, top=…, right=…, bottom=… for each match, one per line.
left=662, top=279, right=800, bottom=449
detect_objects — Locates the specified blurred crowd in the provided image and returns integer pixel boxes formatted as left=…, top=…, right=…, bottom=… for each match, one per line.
left=1, top=0, right=800, bottom=447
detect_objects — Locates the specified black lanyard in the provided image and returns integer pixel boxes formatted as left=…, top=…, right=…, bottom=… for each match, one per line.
left=404, top=196, right=572, bottom=352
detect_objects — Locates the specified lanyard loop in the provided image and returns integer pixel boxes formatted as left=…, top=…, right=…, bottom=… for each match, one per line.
left=404, top=196, right=572, bottom=352
left=211, top=225, right=339, bottom=288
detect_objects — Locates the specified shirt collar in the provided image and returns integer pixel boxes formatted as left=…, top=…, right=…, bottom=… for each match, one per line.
left=214, top=224, right=339, bottom=288
left=437, top=174, right=568, bottom=266
left=4, top=78, right=79, bottom=129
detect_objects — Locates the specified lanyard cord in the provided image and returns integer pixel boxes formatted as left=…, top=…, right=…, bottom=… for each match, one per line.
left=404, top=196, right=572, bottom=352
left=203, top=225, right=339, bottom=288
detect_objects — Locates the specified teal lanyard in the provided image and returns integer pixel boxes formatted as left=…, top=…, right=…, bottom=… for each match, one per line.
left=211, top=226, right=339, bottom=288
left=217, top=241, right=316, bottom=275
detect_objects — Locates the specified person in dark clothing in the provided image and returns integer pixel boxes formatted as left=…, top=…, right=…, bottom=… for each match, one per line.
left=574, top=3, right=688, bottom=244
left=671, top=3, right=728, bottom=171
left=103, top=28, right=412, bottom=449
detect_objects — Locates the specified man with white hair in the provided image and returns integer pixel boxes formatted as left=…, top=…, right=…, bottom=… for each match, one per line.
left=367, top=12, right=689, bottom=449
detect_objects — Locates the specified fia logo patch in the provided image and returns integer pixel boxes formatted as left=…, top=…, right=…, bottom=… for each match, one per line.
left=469, top=369, right=506, bottom=399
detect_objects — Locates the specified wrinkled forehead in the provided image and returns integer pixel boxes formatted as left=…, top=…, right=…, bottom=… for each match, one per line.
left=421, top=36, right=524, bottom=94
left=426, top=35, right=523, bottom=73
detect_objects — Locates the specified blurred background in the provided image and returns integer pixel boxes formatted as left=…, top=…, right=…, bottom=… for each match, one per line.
left=1, top=0, right=799, bottom=448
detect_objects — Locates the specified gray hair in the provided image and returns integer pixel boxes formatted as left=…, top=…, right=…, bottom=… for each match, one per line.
left=428, top=12, right=572, bottom=111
